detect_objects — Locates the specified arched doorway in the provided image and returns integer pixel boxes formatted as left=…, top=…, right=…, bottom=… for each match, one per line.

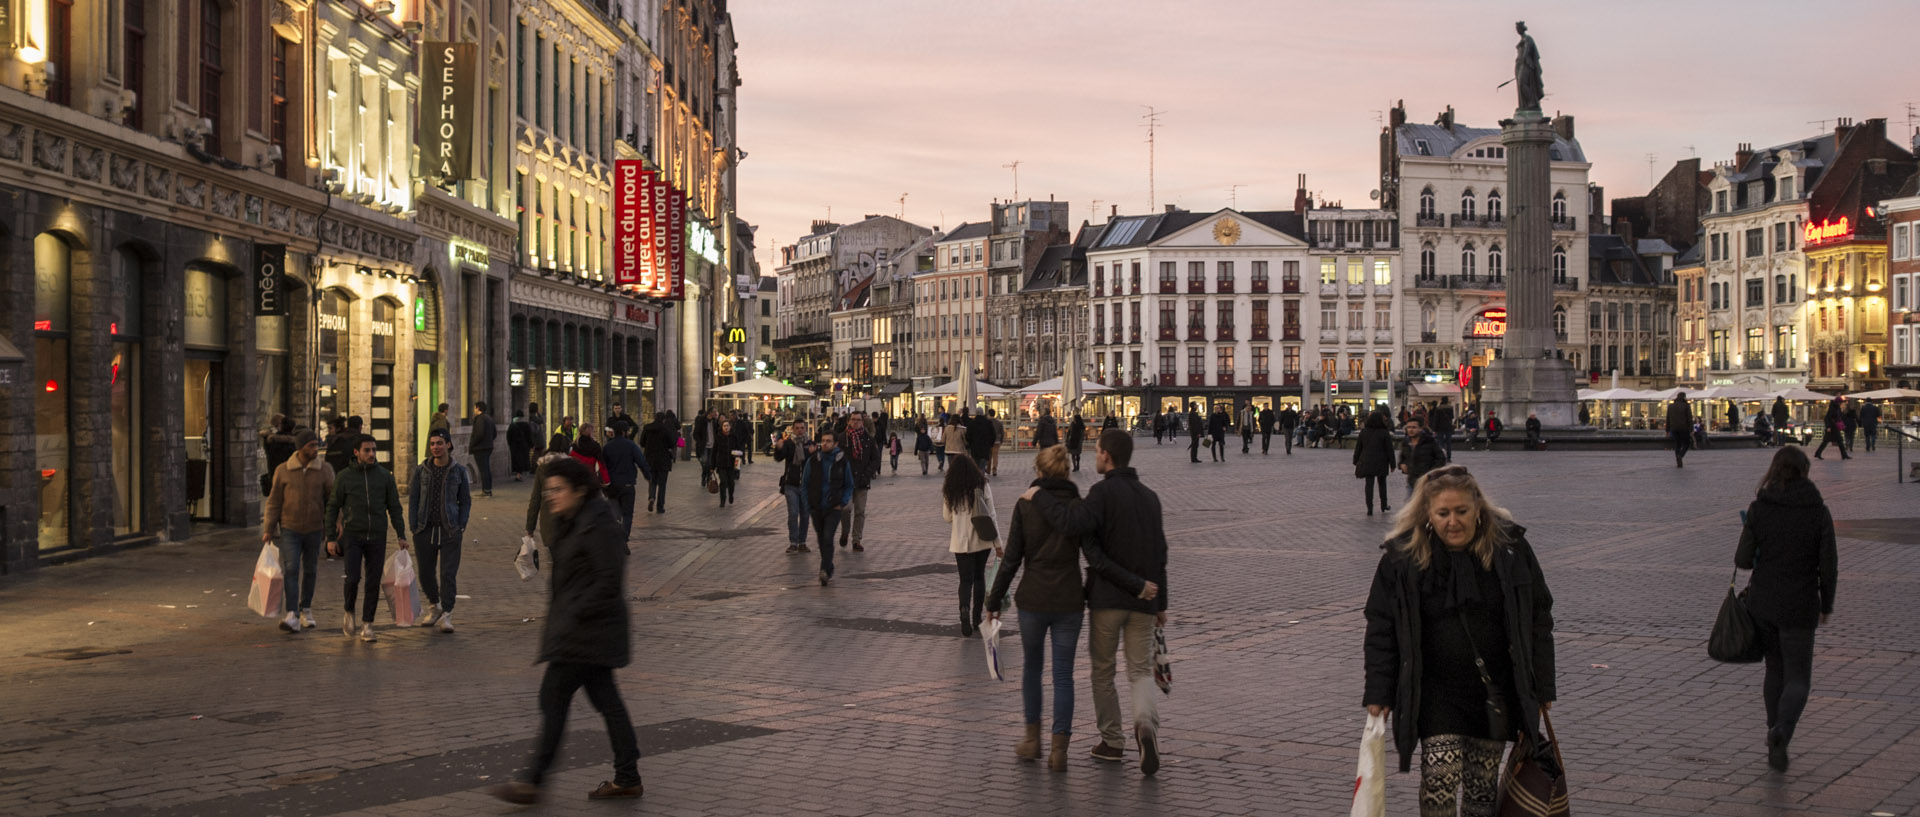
left=110, top=245, right=149, bottom=537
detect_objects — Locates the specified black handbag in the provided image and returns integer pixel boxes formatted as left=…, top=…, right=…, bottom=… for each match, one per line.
left=1708, top=566, right=1764, bottom=663
left=1495, top=709, right=1570, bottom=817
left=1458, top=607, right=1512, bottom=740
left=970, top=490, right=998, bottom=542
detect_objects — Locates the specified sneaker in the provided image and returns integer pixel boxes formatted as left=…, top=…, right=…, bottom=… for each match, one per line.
left=342, top=611, right=357, bottom=638
left=852, top=543, right=865, bottom=553
left=279, top=612, right=300, bottom=633
left=487, top=782, right=541, bottom=805
left=1089, top=742, right=1124, bottom=762
left=818, top=569, right=830, bottom=586
left=420, top=604, right=442, bottom=627
left=300, top=609, right=316, bottom=629
left=1137, top=728, right=1160, bottom=776
left=436, top=612, right=454, bottom=633
left=588, top=780, right=644, bottom=800
left=359, top=623, right=377, bottom=642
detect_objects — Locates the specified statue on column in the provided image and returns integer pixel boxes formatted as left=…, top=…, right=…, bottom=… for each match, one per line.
left=1513, top=21, right=1544, bottom=114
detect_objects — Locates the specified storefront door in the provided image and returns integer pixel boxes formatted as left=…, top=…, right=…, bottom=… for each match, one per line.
left=184, top=355, right=226, bottom=521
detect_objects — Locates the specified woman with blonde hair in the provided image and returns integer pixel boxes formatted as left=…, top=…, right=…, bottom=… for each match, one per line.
left=941, top=454, right=998, bottom=636
left=986, top=445, right=1085, bottom=771
left=1362, top=465, right=1557, bottom=817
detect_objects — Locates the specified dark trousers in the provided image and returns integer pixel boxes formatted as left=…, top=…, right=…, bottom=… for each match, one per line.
left=1863, top=424, right=1878, bottom=452
left=1283, top=427, right=1295, bottom=454
left=1070, top=449, right=1082, bottom=471
left=955, top=550, right=989, bottom=625
left=812, top=510, right=841, bottom=577
left=648, top=467, right=671, bottom=511
left=1241, top=428, right=1253, bottom=453
left=1211, top=433, right=1227, bottom=461
left=609, top=483, right=637, bottom=540
left=1814, top=432, right=1848, bottom=459
left=414, top=525, right=462, bottom=612
left=1671, top=430, right=1692, bottom=464
left=1189, top=433, right=1201, bottom=462
left=471, top=449, right=494, bottom=493
left=1435, top=431, right=1453, bottom=459
left=341, top=534, right=387, bottom=623
left=1757, top=619, right=1816, bottom=743
left=1261, top=429, right=1272, bottom=453
left=716, top=467, right=738, bottom=504
left=1362, top=474, right=1388, bottom=512
left=528, top=662, right=641, bottom=787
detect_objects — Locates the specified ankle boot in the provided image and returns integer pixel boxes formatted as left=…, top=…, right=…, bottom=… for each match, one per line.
left=1048, top=734, right=1070, bottom=772
left=1015, top=723, right=1041, bottom=761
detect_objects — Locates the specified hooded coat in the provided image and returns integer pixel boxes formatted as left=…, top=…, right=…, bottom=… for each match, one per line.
left=538, top=494, right=631, bottom=667
left=987, top=477, right=1087, bottom=615
left=1736, top=478, right=1838, bottom=629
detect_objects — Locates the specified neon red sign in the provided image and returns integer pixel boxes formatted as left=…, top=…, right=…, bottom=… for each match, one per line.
left=1803, top=217, right=1851, bottom=246
left=1467, top=307, right=1508, bottom=338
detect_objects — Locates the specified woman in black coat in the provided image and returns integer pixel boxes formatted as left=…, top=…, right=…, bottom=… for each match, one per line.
left=506, top=412, right=535, bottom=479
left=1352, top=411, right=1397, bottom=516
left=986, top=445, right=1086, bottom=772
left=1363, top=465, right=1556, bottom=816
left=492, top=457, right=640, bottom=804
left=1064, top=415, right=1087, bottom=471
left=712, top=418, right=744, bottom=506
left=1736, top=446, right=1837, bottom=771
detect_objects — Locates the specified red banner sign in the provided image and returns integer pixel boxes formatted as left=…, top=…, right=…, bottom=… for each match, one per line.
left=613, top=160, right=646, bottom=287
left=667, top=187, right=687, bottom=300
left=649, top=177, right=672, bottom=298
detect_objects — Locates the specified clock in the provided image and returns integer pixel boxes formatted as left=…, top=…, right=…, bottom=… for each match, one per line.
left=1213, top=217, right=1242, bottom=246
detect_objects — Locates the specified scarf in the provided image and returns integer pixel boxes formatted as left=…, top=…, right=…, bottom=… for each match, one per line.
left=1422, top=539, right=1484, bottom=613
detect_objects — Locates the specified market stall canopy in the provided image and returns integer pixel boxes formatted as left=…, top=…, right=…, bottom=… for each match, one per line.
left=1845, top=387, right=1920, bottom=400
left=1767, top=388, right=1836, bottom=401
left=1016, top=376, right=1115, bottom=396
left=709, top=376, right=817, bottom=397
left=1693, top=386, right=1770, bottom=400
left=1409, top=382, right=1463, bottom=397
left=1579, top=388, right=1644, bottom=400
left=921, top=378, right=1011, bottom=397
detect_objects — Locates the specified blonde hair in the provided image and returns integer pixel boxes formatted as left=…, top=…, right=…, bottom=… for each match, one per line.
left=1034, top=445, right=1070, bottom=480
left=1385, top=464, right=1512, bottom=571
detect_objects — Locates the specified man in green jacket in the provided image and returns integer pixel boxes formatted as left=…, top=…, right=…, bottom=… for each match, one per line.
left=325, top=435, right=408, bottom=642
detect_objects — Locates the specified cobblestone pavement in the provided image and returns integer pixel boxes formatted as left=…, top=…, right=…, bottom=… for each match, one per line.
left=4, top=438, right=1919, bottom=817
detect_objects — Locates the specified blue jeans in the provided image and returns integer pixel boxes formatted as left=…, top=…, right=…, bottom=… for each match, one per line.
left=341, top=534, right=387, bottom=623
left=1435, top=431, right=1453, bottom=458
left=278, top=528, right=325, bottom=612
left=812, top=510, right=841, bottom=577
left=414, top=525, right=462, bottom=612
left=782, top=485, right=807, bottom=545
left=1019, top=610, right=1084, bottom=734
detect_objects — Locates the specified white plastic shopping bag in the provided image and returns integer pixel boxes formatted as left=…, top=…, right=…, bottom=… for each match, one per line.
left=981, top=618, right=1006, bottom=681
left=515, top=535, right=541, bottom=581
left=1350, top=713, right=1388, bottom=817
left=246, top=544, right=284, bottom=618
left=383, top=549, right=422, bottom=627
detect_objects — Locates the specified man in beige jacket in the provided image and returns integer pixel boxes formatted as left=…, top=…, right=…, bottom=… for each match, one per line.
left=263, top=428, right=334, bottom=632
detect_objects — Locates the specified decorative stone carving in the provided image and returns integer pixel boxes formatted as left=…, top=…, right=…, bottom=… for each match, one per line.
left=111, top=155, right=140, bottom=191
left=177, top=178, right=207, bottom=209
left=339, top=223, right=359, bottom=250
left=32, top=131, right=67, bottom=171
left=269, top=203, right=293, bottom=233
left=145, top=166, right=173, bottom=199
left=210, top=187, right=241, bottom=219
left=246, top=195, right=265, bottom=225
left=295, top=211, right=319, bottom=239
left=0, top=123, right=24, bottom=160
left=72, top=145, right=103, bottom=182
left=319, top=218, right=339, bottom=245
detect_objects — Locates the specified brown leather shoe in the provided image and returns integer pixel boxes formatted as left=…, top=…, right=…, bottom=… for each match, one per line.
left=589, top=780, right=644, bottom=800
left=1049, top=734, right=1072, bottom=772
left=486, top=782, right=540, bottom=805
left=1015, top=723, right=1041, bottom=761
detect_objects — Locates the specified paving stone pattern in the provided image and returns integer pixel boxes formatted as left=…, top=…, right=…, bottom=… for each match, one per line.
left=2, top=440, right=1918, bottom=816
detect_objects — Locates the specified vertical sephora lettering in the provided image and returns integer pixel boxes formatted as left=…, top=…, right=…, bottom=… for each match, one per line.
left=419, top=42, right=477, bottom=180
left=613, top=160, right=643, bottom=286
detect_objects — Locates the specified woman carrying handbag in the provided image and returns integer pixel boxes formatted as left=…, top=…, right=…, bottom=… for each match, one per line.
left=1361, top=465, right=1558, bottom=817
left=940, top=454, right=998, bottom=637
left=1736, top=446, right=1837, bottom=771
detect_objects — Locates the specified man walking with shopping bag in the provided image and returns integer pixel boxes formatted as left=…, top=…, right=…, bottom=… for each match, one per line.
left=263, top=428, right=333, bottom=632
left=325, top=436, right=407, bottom=642
left=408, top=430, right=469, bottom=633
left=1024, top=429, right=1170, bottom=775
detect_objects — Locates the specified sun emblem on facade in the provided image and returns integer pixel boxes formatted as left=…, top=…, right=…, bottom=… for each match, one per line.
left=1213, top=217, right=1242, bottom=245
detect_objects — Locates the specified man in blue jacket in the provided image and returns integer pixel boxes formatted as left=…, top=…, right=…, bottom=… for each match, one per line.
left=409, top=430, right=470, bottom=633
left=801, top=430, right=855, bottom=586
left=600, top=424, right=653, bottom=542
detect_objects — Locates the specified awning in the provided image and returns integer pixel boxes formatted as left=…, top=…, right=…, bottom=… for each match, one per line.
left=876, top=383, right=909, bottom=398
left=1409, top=382, right=1463, bottom=397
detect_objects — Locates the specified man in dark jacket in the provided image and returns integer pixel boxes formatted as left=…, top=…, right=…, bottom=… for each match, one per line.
left=491, top=457, right=641, bottom=805
left=1524, top=412, right=1543, bottom=451
left=639, top=413, right=678, bottom=513
left=408, top=430, right=471, bottom=633
left=774, top=420, right=814, bottom=553
left=1258, top=405, right=1276, bottom=454
left=1666, top=394, right=1694, bottom=467
left=507, top=411, right=535, bottom=481
left=1814, top=397, right=1851, bottom=460
left=1859, top=399, right=1881, bottom=452
left=470, top=401, right=498, bottom=497
left=1024, top=429, right=1169, bottom=775
left=1430, top=397, right=1456, bottom=459
left=1277, top=403, right=1299, bottom=454
left=801, top=430, right=856, bottom=585
left=323, top=416, right=357, bottom=474
left=1206, top=407, right=1229, bottom=462
left=324, top=435, right=407, bottom=642
left=1066, top=414, right=1087, bottom=471
left=1399, top=418, right=1445, bottom=495
left=841, top=412, right=882, bottom=552
left=968, top=409, right=997, bottom=466
left=1771, top=396, right=1791, bottom=440
left=1034, top=409, right=1060, bottom=449
left=605, top=403, right=637, bottom=442
left=1238, top=404, right=1256, bottom=454
left=600, top=424, right=652, bottom=542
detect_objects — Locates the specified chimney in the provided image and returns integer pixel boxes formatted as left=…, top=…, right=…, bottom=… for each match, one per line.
left=1389, top=100, right=1406, bottom=131
left=1588, top=184, right=1605, bottom=235
left=1164, top=204, right=1176, bottom=214
left=1552, top=114, right=1575, bottom=142
left=1613, top=216, right=1636, bottom=247
left=1437, top=106, right=1455, bottom=131
left=1294, top=173, right=1310, bottom=217
left=1834, top=117, right=1855, bottom=145
left=1733, top=142, right=1753, bottom=169
left=1110, top=204, right=1118, bottom=218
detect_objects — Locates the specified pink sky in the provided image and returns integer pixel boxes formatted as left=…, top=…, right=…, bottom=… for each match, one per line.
left=733, top=0, right=1919, bottom=268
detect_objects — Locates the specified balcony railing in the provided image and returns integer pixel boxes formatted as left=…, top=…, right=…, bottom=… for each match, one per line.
left=1130, top=328, right=1141, bottom=343
left=1159, top=326, right=1176, bottom=341
left=1551, top=216, right=1577, bottom=231
left=1415, top=214, right=1444, bottom=227
left=1319, top=329, right=1338, bottom=343
left=1413, top=276, right=1450, bottom=289
left=1320, top=282, right=1339, bottom=296
left=1188, top=373, right=1205, bottom=386
left=1160, top=279, right=1176, bottom=294
left=1217, top=327, right=1236, bottom=341
left=1217, top=279, right=1235, bottom=294
left=1251, top=372, right=1270, bottom=386
left=1187, top=327, right=1206, bottom=341
left=1251, top=278, right=1269, bottom=293
left=1282, top=326, right=1301, bottom=341
left=1452, top=214, right=1483, bottom=229
left=1552, top=276, right=1580, bottom=291
left=1217, top=371, right=1236, bottom=384
left=1282, top=279, right=1301, bottom=293
left=1284, top=372, right=1301, bottom=386
left=1420, top=331, right=1438, bottom=344
left=1346, top=284, right=1367, bottom=298
left=1188, top=280, right=1206, bottom=294
left=1159, top=373, right=1175, bottom=386
left=1251, top=326, right=1270, bottom=341
left=1744, top=359, right=1766, bottom=370
left=1094, top=329, right=1105, bottom=344
left=1373, top=329, right=1393, bottom=344
left=1373, top=282, right=1395, bottom=296
left=1346, top=329, right=1366, bottom=343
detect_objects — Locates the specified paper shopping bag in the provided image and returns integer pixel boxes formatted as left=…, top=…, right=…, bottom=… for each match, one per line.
left=246, top=544, right=284, bottom=618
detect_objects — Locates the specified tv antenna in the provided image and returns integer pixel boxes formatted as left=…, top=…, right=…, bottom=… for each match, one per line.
left=1142, top=105, right=1164, bottom=211
left=1807, top=118, right=1833, bottom=133
left=1645, top=153, right=1657, bottom=186
left=1090, top=199, right=1103, bottom=222
left=1228, top=184, right=1244, bottom=209
left=1684, top=145, right=1696, bottom=158
left=1003, top=160, right=1022, bottom=201
left=898, top=192, right=907, bottom=219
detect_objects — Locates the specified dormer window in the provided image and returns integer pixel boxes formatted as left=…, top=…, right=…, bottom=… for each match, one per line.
left=1715, top=190, right=1728, bottom=213
left=1415, top=139, right=1430, bottom=155
left=1778, top=176, right=1795, bottom=201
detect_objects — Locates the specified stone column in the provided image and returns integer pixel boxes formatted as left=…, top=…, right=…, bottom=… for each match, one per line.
left=1482, top=114, right=1579, bottom=429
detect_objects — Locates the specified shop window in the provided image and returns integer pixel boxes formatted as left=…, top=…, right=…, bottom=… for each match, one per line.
left=35, top=233, right=75, bottom=551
